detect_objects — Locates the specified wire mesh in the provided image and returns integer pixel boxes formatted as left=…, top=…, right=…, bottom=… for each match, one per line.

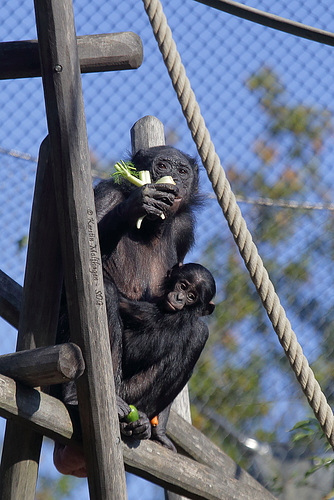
left=1, top=0, right=334, bottom=498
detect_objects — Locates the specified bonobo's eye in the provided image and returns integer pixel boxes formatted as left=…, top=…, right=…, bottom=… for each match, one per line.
left=178, top=167, right=189, bottom=176
left=187, top=292, right=196, bottom=302
left=180, top=281, right=188, bottom=291
left=157, top=161, right=168, bottom=170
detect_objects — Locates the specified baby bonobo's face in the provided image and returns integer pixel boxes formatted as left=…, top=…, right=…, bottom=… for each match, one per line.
left=164, top=277, right=198, bottom=313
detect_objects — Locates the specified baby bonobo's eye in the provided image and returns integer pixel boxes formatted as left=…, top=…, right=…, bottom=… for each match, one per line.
left=187, top=292, right=196, bottom=302
left=180, top=281, right=188, bottom=291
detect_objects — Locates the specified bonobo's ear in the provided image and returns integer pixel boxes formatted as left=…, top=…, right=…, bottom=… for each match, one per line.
left=167, top=262, right=183, bottom=279
left=203, top=301, right=215, bottom=316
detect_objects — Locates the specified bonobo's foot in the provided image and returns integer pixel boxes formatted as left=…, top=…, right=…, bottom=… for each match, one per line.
left=120, top=410, right=151, bottom=440
left=151, top=427, right=177, bottom=452
left=53, top=442, right=87, bottom=478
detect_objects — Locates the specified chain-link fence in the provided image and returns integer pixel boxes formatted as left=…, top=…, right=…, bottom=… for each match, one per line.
left=1, top=1, right=334, bottom=498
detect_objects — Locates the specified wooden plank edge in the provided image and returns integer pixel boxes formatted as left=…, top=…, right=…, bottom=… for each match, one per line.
left=0, top=32, right=143, bottom=80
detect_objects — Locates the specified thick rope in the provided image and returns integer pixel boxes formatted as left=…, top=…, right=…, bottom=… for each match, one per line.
left=142, top=0, right=334, bottom=449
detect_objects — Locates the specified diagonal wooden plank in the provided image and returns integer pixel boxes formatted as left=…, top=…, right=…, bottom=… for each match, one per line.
left=0, top=138, right=63, bottom=499
left=33, top=0, right=127, bottom=497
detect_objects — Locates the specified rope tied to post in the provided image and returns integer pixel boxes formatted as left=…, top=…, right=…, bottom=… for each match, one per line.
left=142, top=0, right=334, bottom=448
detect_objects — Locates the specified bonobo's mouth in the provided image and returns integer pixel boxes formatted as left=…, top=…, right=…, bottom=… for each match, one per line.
left=173, top=197, right=182, bottom=208
left=165, top=300, right=177, bottom=312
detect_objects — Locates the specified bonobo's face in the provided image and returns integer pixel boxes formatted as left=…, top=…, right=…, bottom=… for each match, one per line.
left=164, top=276, right=199, bottom=313
left=133, top=146, right=199, bottom=208
left=163, top=263, right=216, bottom=316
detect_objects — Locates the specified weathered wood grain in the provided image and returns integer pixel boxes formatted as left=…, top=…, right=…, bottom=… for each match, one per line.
left=130, top=115, right=166, bottom=154
left=33, top=0, right=126, bottom=497
left=0, top=343, right=85, bottom=387
left=167, top=411, right=276, bottom=499
left=0, top=32, right=143, bottom=80
left=0, top=375, right=276, bottom=500
left=0, top=137, right=63, bottom=499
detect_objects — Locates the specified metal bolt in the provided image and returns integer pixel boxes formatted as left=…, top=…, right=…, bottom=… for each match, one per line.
left=54, top=64, right=62, bottom=73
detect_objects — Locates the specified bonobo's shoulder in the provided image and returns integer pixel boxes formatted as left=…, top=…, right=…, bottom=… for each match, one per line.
left=94, top=178, right=126, bottom=217
left=94, top=178, right=124, bottom=198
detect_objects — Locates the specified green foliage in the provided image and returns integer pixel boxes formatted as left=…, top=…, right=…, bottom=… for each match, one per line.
left=36, top=475, right=77, bottom=500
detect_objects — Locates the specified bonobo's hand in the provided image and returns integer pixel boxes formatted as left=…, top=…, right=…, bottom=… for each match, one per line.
left=151, top=424, right=177, bottom=452
left=116, top=395, right=131, bottom=419
left=120, top=410, right=151, bottom=440
left=121, top=183, right=180, bottom=225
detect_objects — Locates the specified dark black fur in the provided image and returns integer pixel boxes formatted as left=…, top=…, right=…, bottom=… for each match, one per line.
left=118, top=263, right=216, bottom=419
left=56, top=146, right=203, bottom=447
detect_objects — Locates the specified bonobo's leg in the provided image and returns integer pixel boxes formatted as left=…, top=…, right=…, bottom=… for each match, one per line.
left=151, top=405, right=176, bottom=452
left=104, top=278, right=151, bottom=439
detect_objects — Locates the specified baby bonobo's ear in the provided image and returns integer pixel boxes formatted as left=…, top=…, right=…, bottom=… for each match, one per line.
left=166, top=262, right=183, bottom=279
left=202, top=301, right=215, bottom=316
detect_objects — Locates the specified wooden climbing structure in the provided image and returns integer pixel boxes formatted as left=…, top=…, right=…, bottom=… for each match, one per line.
left=0, top=0, right=275, bottom=498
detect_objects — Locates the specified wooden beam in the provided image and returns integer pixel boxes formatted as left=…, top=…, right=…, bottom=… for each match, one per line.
left=130, top=115, right=166, bottom=154
left=167, top=411, right=275, bottom=499
left=33, top=0, right=126, bottom=497
left=0, top=343, right=85, bottom=387
left=0, top=270, right=21, bottom=330
left=0, top=374, right=275, bottom=500
left=0, top=32, right=143, bottom=80
left=131, top=116, right=191, bottom=500
left=0, top=137, right=63, bottom=498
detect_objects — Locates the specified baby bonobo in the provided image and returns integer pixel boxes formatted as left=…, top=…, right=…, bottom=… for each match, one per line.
left=53, top=262, right=215, bottom=476
left=117, top=262, right=216, bottom=449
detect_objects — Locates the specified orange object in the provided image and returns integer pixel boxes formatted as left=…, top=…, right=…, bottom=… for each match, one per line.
left=151, top=416, right=159, bottom=427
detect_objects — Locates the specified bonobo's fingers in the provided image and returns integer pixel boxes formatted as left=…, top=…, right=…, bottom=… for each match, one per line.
left=122, top=183, right=180, bottom=224
left=151, top=432, right=177, bottom=452
left=120, top=411, right=151, bottom=440
left=117, top=395, right=131, bottom=419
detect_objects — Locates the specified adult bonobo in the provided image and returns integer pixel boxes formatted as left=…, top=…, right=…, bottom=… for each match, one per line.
left=97, top=145, right=202, bottom=427
left=54, top=146, right=201, bottom=476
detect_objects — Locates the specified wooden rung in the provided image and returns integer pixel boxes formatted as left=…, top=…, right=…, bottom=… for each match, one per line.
left=0, top=343, right=85, bottom=387
left=0, top=32, right=143, bottom=80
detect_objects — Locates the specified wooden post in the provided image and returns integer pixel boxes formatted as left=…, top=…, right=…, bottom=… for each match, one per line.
left=0, top=139, right=63, bottom=498
left=130, top=115, right=192, bottom=500
left=33, top=0, right=127, bottom=498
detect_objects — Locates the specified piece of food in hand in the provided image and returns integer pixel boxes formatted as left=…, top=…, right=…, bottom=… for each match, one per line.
left=150, top=416, right=159, bottom=427
left=126, top=405, right=139, bottom=423
left=112, top=160, right=176, bottom=229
